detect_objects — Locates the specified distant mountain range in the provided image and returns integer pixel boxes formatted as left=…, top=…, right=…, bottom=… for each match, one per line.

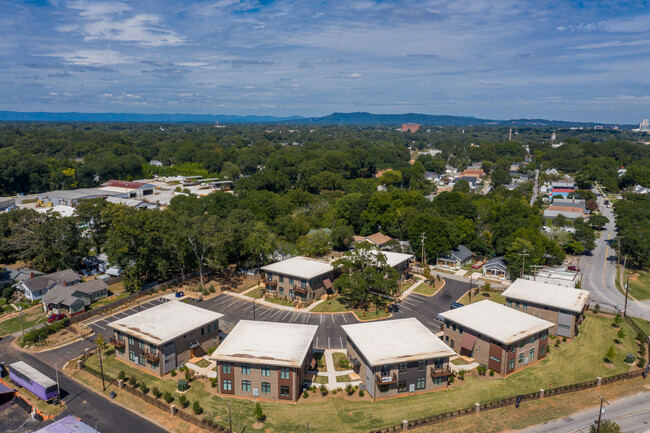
left=0, top=111, right=630, bottom=128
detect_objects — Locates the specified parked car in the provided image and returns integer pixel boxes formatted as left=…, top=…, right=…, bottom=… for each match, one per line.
left=567, top=265, right=580, bottom=272
left=450, top=302, right=464, bottom=309
left=47, top=313, right=66, bottom=323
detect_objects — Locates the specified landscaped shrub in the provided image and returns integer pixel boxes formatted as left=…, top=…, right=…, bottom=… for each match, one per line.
left=336, top=357, right=351, bottom=370
left=562, top=336, right=567, bottom=342
left=477, top=365, right=487, bottom=376
left=555, top=339, right=561, bottom=347
left=345, top=384, right=354, bottom=395
left=152, top=387, right=162, bottom=398
left=139, top=383, right=149, bottom=394
left=605, top=345, right=616, bottom=363
left=448, top=375, right=455, bottom=384
left=638, top=357, right=646, bottom=368
left=458, top=370, right=466, bottom=380
left=192, top=401, right=203, bottom=415
left=594, top=304, right=601, bottom=314
left=332, top=388, right=338, bottom=395
left=117, top=371, right=126, bottom=381
left=184, top=369, right=194, bottom=382
left=179, top=394, right=189, bottom=408
left=163, top=392, right=174, bottom=403
left=209, top=285, right=216, bottom=293
left=320, top=385, right=328, bottom=396
left=128, top=377, right=137, bottom=387
left=170, top=369, right=177, bottom=377
left=211, top=380, right=217, bottom=388
left=613, top=313, right=622, bottom=327
left=254, top=402, right=266, bottom=422
left=302, top=390, right=309, bottom=399
left=358, top=389, right=364, bottom=397
left=616, top=328, right=626, bottom=342
left=489, top=369, right=495, bottom=376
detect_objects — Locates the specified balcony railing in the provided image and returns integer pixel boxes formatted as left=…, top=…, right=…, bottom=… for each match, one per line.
left=263, top=278, right=277, bottom=287
left=293, top=284, right=308, bottom=294
left=375, top=373, right=398, bottom=385
left=141, top=351, right=160, bottom=362
left=110, top=337, right=125, bottom=350
left=429, top=365, right=452, bottom=378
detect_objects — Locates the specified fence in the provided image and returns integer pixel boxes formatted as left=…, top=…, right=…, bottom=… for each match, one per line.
left=367, top=369, right=645, bottom=433
left=80, top=363, right=226, bottom=432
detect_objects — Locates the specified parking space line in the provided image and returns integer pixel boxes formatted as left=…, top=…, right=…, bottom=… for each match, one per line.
left=306, top=313, right=311, bottom=323
left=281, top=311, right=291, bottom=321
left=316, top=337, right=319, bottom=348
left=328, top=337, right=330, bottom=348
left=339, top=337, right=343, bottom=348
left=292, top=314, right=300, bottom=322
left=398, top=304, right=412, bottom=311
left=269, top=310, right=283, bottom=319
left=342, top=314, right=348, bottom=323
left=92, top=323, right=106, bottom=331
left=320, top=314, right=324, bottom=324
left=330, top=315, right=335, bottom=323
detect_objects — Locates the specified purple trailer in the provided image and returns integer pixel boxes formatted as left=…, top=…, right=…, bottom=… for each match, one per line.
left=8, top=361, right=59, bottom=401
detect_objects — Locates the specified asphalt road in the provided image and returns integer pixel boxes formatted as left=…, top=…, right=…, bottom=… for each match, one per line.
left=0, top=337, right=168, bottom=433
left=580, top=193, right=650, bottom=321
left=519, top=390, right=650, bottom=433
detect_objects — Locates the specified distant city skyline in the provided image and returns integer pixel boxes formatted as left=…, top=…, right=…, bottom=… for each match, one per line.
left=2, top=0, right=650, bottom=123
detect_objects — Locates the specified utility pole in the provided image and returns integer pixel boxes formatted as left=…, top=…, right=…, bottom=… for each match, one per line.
left=530, top=264, right=542, bottom=281
left=55, top=362, right=61, bottom=406
left=624, top=275, right=630, bottom=317
left=468, top=274, right=473, bottom=303
left=519, top=249, right=529, bottom=278
left=420, top=232, right=426, bottom=266
left=95, top=337, right=106, bottom=391
left=595, top=394, right=609, bottom=433
left=253, top=298, right=256, bottom=321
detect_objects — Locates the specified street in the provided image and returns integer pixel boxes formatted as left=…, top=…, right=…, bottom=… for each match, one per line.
left=580, top=192, right=650, bottom=321
left=520, top=390, right=650, bottom=433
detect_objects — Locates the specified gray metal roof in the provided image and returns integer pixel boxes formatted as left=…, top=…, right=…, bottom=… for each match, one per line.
left=20, top=269, right=80, bottom=292
left=484, top=256, right=507, bottom=270
left=441, top=245, right=474, bottom=262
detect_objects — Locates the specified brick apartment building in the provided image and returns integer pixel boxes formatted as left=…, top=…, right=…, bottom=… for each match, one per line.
left=439, top=300, right=554, bottom=376
left=210, top=320, right=318, bottom=402
left=260, top=256, right=335, bottom=304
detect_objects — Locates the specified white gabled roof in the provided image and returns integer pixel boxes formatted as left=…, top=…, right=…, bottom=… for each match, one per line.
left=210, top=320, right=318, bottom=367
left=502, top=279, right=590, bottom=313
left=342, top=318, right=455, bottom=366
left=109, top=301, right=223, bottom=345
left=439, top=300, right=554, bottom=345
left=371, top=251, right=414, bottom=268
left=260, top=256, right=333, bottom=280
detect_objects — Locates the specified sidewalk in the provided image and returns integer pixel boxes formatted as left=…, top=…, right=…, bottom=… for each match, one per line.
left=312, top=349, right=361, bottom=391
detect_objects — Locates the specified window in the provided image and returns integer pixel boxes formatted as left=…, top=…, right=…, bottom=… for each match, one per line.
left=128, top=336, right=134, bottom=346
left=445, top=321, right=450, bottom=329
left=541, top=331, right=547, bottom=340
left=301, top=280, right=307, bottom=289
left=242, top=380, right=251, bottom=391
left=129, top=350, right=135, bottom=361
left=450, top=339, right=455, bottom=348
left=458, top=326, right=463, bottom=334
left=518, top=353, right=524, bottom=364
left=223, top=380, right=232, bottom=391
left=222, top=363, right=231, bottom=374
left=149, top=344, right=156, bottom=354
left=445, top=336, right=449, bottom=343
left=507, top=300, right=512, bottom=307
left=201, top=327, right=204, bottom=336
left=281, top=367, right=290, bottom=379
left=261, top=365, right=271, bottom=376
left=266, top=273, right=272, bottom=281
left=398, top=363, right=407, bottom=374
left=529, top=335, right=536, bottom=344
left=279, top=287, right=284, bottom=295
left=261, top=382, right=271, bottom=394
left=452, top=323, right=456, bottom=331
left=433, top=358, right=443, bottom=369
left=379, top=385, right=389, bottom=393
left=489, top=356, right=500, bottom=363
left=540, top=346, right=546, bottom=356
left=529, top=348, right=535, bottom=359
left=381, top=365, right=391, bottom=376
left=241, top=364, right=251, bottom=375
left=518, top=340, right=525, bottom=348
left=280, top=385, right=290, bottom=397
left=416, top=377, right=426, bottom=389
left=398, top=380, right=407, bottom=392
left=139, top=356, right=146, bottom=366
left=138, top=341, right=144, bottom=349
left=289, top=278, right=294, bottom=286
left=418, top=360, right=426, bottom=371
left=515, top=302, right=520, bottom=308
left=289, top=289, right=294, bottom=298
left=523, top=303, right=528, bottom=310
left=432, top=376, right=444, bottom=385
left=509, top=344, right=515, bottom=353
left=279, top=276, right=284, bottom=283
left=508, top=359, right=515, bottom=370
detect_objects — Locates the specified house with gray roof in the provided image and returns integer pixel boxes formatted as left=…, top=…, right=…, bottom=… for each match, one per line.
left=15, top=269, right=81, bottom=301
left=42, top=278, right=109, bottom=316
left=482, top=256, right=509, bottom=280
left=436, top=245, right=474, bottom=269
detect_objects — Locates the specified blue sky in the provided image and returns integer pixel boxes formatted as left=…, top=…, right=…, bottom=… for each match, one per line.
left=2, top=0, right=650, bottom=122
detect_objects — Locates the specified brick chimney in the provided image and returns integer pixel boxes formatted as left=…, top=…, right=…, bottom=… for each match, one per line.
left=30, top=272, right=34, bottom=278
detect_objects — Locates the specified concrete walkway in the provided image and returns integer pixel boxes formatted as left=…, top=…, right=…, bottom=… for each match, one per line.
left=312, top=349, right=361, bottom=390
left=186, top=355, right=217, bottom=378
left=401, top=276, right=426, bottom=297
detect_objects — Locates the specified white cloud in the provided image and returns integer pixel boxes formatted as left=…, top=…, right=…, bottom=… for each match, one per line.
left=67, top=0, right=132, bottom=18
left=50, top=49, right=131, bottom=65
left=572, top=38, right=650, bottom=50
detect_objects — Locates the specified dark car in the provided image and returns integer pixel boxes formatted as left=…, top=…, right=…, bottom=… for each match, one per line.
left=47, top=313, right=66, bottom=323
left=450, top=302, right=464, bottom=309
left=567, top=266, right=580, bottom=272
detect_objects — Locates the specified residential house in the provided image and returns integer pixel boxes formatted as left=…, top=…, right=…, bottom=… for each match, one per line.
left=15, top=269, right=81, bottom=301
left=260, top=256, right=335, bottom=304
left=502, top=279, right=590, bottom=338
left=1, top=267, right=43, bottom=286
left=342, top=318, right=455, bottom=401
left=543, top=198, right=589, bottom=220
left=439, top=300, right=554, bottom=376
left=0, top=197, right=15, bottom=213
left=353, top=232, right=393, bottom=249
left=210, top=320, right=317, bottom=402
left=109, top=301, right=223, bottom=377
left=523, top=269, right=578, bottom=288
left=42, top=279, right=109, bottom=316
left=370, top=250, right=414, bottom=281
left=436, top=245, right=474, bottom=269
left=482, top=257, right=509, bottom=280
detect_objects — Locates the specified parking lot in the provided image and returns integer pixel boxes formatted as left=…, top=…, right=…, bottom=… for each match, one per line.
left=85, top=277, right=470, bottom=350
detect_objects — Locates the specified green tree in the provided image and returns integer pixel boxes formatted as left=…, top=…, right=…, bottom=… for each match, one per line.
left=589, top=214, right=610, bottom=230
left=453, top=179, right=470, bottom=194
left=379, top=170, right=402, bottom=187
left=589, top=419, right=621, bottom=433
left=245, top=221, right=277, bottom=271
left=296, top=230, right=331, bottom=257
left=574, top=219, right=596, bottom=251
left=253, top=402, right=266, bottom=422
left=605, top=345, right=616, bottom=363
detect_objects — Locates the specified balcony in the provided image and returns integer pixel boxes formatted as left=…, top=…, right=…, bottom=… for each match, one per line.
left=293, top=284, right=308, bottom=294
left=263, top=278, right=277, bottom=287
left=375, top=373, right=398, bottom=385
left=429, top=365, right=452, bottom=378
left=110, top=337, right=125, bottom=350
left=141, top=351, right=160, bottom=362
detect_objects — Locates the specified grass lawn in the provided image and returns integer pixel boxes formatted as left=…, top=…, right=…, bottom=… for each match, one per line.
left=311, top=295, right=391, bottom=320
left=194, top=359, right=211, bottom=368
left=0, top=299, right=14, bottom=314
left=265, top=297, right=294, bottom=308
left=457, top=290, right=506, bottom=305
left=244, top=287, right=264, bottom=299
left=336, top=374, right=351, bottom=382
left=332, top=352, right=350, bottom=371
left=0, top=306, right=46, bottom=336
left=631, top=317, right=650, bottom=336
left=413, top=278, right=445, bottom=296
left=451, top=358, right=471, bottom=366
left=313, top=376, right=328, bottom=384
left=79, top=313, right=639, bottom=433
left=314, top=352, right=327, bottom=372
left=89, top=291, right=131, bottom=309
left=627, top=269, right=650, bottom=300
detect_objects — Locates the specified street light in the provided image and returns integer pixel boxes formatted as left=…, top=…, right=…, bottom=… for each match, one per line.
left=595, top=394, right=610, bottom=433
